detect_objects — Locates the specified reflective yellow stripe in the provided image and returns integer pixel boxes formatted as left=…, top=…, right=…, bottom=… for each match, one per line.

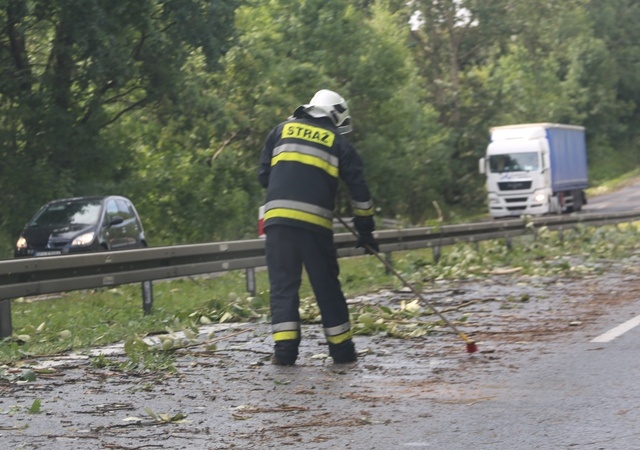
left=265, top=200, right=333, bottom=220
left=274, top=143, right=339, bottom=167
left=326, top=329, right=353, bottom=345
left=353, top=207, right=375, bottom=216
left=265, top=208, right=333, bottom=229
left=271, top=152, right=338, bottom=178
left=282, top=123, right=335, bottom=147
left=273, top=330, right=300, bottom=342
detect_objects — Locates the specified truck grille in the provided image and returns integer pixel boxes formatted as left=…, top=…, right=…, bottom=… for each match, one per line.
left=498, top=181, right=532, bottom=191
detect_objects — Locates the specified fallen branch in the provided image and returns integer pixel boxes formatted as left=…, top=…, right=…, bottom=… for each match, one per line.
left=235, top=404, right=309, bottom=414
left=174, top=327, right=251, bottom=351
left=273, top=416, right=376, bottom=430
left=439, top=297, right=497, bottom=313
left=398, top=297, right=497, bottom=316
left=484, top=267, right=523, bottom=275
left=102, top=444, right=164, bottom=450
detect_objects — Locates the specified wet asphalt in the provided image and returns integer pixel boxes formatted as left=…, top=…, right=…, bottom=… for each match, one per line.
left=2, top=254, right=639, bottom=449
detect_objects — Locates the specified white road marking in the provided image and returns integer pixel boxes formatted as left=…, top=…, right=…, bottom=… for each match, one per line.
left=591, top=315, right=640, bottom=343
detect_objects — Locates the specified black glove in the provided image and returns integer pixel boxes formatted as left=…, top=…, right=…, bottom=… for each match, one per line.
left=353, top=216, right=375, bottom=234
left=356, top=233, right=379, bottom=255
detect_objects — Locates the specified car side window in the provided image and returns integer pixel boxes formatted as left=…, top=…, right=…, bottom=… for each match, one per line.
left=116, top=199, right=134, bottom=220
left=105, top=200, right=119, bottom=225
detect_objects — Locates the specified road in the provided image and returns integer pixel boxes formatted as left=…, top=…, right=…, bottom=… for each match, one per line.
left=1, top=180, right=640, bottom=450
left=582, top=177, right=640, bottom=213
left=393, top=285, right=640, bottom=450
left=2, top=260, right=639, bottom=450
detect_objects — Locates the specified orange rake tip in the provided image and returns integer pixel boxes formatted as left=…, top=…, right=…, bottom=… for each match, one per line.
left=466, top=342, right=478, bottom=353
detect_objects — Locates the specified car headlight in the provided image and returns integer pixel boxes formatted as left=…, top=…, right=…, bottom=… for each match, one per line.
left=16, top=237, right=27, bottom=249
left=534, top=192, right=546, bottom=202
left=71, top=232, right=95, bottom=247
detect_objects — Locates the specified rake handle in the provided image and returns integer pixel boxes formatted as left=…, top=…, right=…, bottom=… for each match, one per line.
left=336, top=216, right=476, bottom=348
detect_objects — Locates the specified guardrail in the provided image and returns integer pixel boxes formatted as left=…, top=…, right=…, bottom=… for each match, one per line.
left=1, top=210, right=639, bottom=338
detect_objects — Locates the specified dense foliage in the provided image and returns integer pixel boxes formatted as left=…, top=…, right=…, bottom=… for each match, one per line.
left=1, top=0, right=639, bottom=256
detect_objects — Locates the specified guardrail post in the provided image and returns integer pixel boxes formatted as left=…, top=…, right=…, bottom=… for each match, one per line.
left=384, top=252, right=393, bottom=274
left=432, top=245, right=441, bottom=264
left=0, top=299, right=12, bottom=338
left=246, top=268, right=256, bottom=296
left=142, top=281, right=154, bottom=315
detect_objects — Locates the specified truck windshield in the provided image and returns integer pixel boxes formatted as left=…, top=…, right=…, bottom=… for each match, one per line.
left=488, top=152, right=539, bottom=173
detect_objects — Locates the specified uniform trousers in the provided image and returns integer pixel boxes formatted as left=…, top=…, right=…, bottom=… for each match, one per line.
left=265, top=225, right=355, bottom=362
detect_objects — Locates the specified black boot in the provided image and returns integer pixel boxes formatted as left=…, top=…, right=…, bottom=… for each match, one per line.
left=329, top=339, right=357, bottom=363
left=272, top=340, right=299, bottom=366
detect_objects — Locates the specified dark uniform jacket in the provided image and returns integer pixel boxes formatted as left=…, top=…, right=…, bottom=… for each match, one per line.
left=258, top=115, right=374, bottom=236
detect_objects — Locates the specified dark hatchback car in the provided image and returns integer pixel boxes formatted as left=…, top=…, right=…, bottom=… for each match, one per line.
left=14, top=195, right=147, bottom=257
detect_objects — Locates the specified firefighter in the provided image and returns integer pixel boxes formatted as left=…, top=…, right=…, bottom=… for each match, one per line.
left=258, top=89, right=378, bottom=365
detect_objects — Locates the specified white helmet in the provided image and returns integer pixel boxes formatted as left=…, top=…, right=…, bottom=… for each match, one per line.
left=302, top=89, right=352, bottom=134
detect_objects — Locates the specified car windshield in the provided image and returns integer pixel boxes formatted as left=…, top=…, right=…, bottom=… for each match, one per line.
left=31, top=200, right=102, bottom=226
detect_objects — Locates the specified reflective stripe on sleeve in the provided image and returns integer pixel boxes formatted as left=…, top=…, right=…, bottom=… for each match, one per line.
left=352, top=199, right=374, bottom=216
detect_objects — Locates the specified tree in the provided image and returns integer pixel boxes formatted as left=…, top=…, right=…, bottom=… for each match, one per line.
left=0, top=0, right=236, bottom=244
left=211, top=0, right=449, bottom=225
left=408, top=0, right=632, bottom=207
left=584, top=0, right=640, bottom=177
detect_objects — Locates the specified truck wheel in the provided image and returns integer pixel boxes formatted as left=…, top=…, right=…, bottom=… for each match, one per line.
left=572, top=189, right=583, bottom=212
left=557, top=192, right=566, bottom=214
left=550, top=196, right=562, bottom=215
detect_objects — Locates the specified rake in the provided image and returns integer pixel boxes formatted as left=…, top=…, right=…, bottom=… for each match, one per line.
left=336, top=215, right=478, bottom=353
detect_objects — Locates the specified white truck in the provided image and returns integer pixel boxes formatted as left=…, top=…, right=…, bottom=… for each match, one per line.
left=479, top=123, right=588, bottom=219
